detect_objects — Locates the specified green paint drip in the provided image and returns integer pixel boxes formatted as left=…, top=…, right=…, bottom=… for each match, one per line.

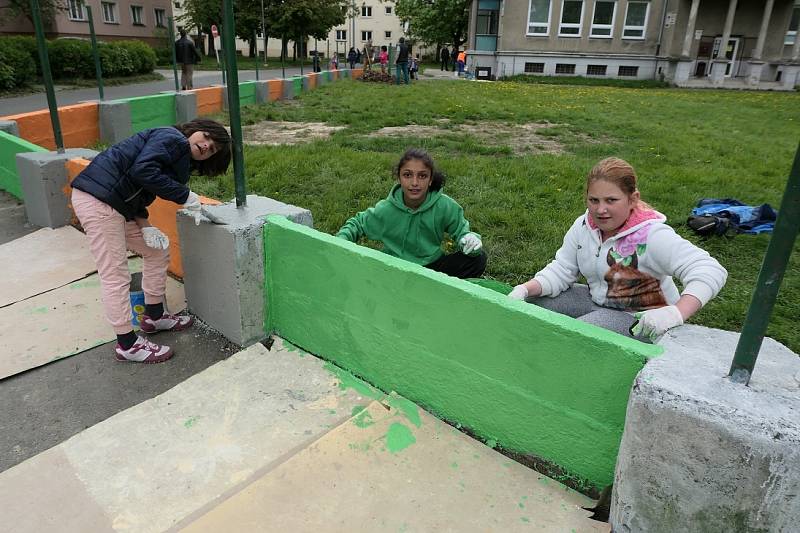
left=323, top=362, right=383, bottom=400
left=385, top=422, right=416, bottom=453
left=450, top=461, right=458, bottom=469
left=520, top=517, right=530, bottom=523
left=352, top=409, right=374, bottom=428
left=184, top=417, right=197, bottom=428
left=351, top=404, right=367, bottom=416
left=385, top=394, right=421, bottom=428
left=30, top=306, right=48, bottom=314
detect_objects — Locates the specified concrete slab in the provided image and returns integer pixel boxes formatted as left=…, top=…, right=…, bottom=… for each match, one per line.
left=0, top=190, right=38, bottom=245
left=0, top=258, right=185, bottom=379
left=0, top=226, right=96, bottom=307
left=182, top=399, right=607, bottom=532
left=611, top=325, right=800, bottom=532
left=0, top=337, right=373, bottom=532
left=0, top=321, right=238, bottom=473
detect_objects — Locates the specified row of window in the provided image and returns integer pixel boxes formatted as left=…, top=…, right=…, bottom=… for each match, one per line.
left=524, top=61, right=639, bottom=76
left=527, top=0, right=649, bottom=39
left=335, top=30, right=393, bottom=42
left=359, top=5, right=393, bottom=17
left=68, top=0, right=165, bottom=27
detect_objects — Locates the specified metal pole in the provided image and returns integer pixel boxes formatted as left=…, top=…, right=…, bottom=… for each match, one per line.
left=352, top=0, right=356, bottom=51
left=299, top=36, right=304, bottom=75
left=281, top=36, right=286, bottom=78
left=29, top=0, right=63, bottom=153
left=254, top=30, right=260, bottom=81
left=168, top=17, right=180, bottom=92
left=86, top=6, right=104, bottom=100
left=221, top=0, right=247, bottom=208
left=729, top=143, right=800, bottom=385
left=260, top=0, right=267, bottom=65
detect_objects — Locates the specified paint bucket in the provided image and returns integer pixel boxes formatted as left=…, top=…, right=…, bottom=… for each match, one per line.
left=130, top=272, right=145, bottom=328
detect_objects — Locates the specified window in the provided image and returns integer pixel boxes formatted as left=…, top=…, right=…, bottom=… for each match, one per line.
left=385, top=31, right=392, bottom=39
left=361, top=5, right=372, bottom=17
left=591, top=1, right=616, bottom=37
left=173, top=1, right=180, bottom=8
left=623, top=1, right=649, bottom=39
left=559, top=0, right=584, bottom=36
left=527, top=0, right=551, bottom=35
left=786, top=6, right=800, bottom=45
left=101, top=1, right=117, bottom=23
left=336, top=29, right=347, bottom=41
left=477, top=9, right=499, bottom=35
left=618, top=65, right=639, bottom=77
left=555, top=63, right=575, bottom=74
left=586, top=64, right=607, bottom=75
left=361, top=30, right=372, bottom=41
left=130, top=5, right=144, bottom=25
left=385, top=5, right=392, bottom=14
left=524, top=62, right=544, bottom=73
left=154, top=8, right=166, bottom=28
left=68, top=0, right=87, bottom=21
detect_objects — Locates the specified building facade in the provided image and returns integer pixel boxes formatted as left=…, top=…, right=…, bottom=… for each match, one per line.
left=0, top=0, right=174, bottom=47
left=468, top=0, right=800, bottom=88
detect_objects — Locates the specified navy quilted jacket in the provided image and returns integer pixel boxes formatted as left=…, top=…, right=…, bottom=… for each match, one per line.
left=72, top=127, right=192, bottom=221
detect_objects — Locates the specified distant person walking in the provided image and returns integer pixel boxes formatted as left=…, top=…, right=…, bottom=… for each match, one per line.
left=451, top=48, right=458, bottom=72
left=457, top=50, right=466, bottom=76
left=440, top=46, right=450, bottom=71
left=395, top=37, right=410, bottom=85
left=174, top=30, right=201, bottom=90
left=348, top=47, right=358, bottom=69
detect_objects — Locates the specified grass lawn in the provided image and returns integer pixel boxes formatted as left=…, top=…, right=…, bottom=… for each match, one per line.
left=195, top=78, right=800, bottom=354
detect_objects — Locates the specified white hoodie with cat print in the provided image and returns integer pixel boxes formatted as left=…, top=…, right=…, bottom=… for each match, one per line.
left=533, top=209, right=727, bottom=312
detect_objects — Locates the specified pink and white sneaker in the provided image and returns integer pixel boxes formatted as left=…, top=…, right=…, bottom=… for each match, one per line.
left=140, top=313, right=194, bottom=333
left=115, top=336, right=174, bottom=364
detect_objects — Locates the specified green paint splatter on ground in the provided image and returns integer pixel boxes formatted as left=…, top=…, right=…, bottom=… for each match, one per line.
left=184, top=417, right=197, bottom=428
left=385, top=422, right=416, bottom=453
left=352, top=409, right=375, bottom=428
left=40, top=327, right=48, bottom=332
left=282, top=340, right=306, bottom=357
left=327, top=409, right=337, bottom=415
left=538, top=477, right=549, bottom=485
left=351, top=404, right=367, bottom=416
left=450, top=461, right=458, bottom=469
left=323, top=362, right=383, bottom=400
left=385, top=394, right=421, bottom=428
left=30, top=306, right=48, bottom=314
left=518, top=502, right=525, bottom=509
left=69, top=279, right=100, bottom=289
left=348, top=441, right=371, bottom=452
left=486, top=439, right=497, bottom=448
left=520, top=517, right=530, bottom=523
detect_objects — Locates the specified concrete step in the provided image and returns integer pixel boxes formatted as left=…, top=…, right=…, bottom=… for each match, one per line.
left=180, top=398, right=607, bottom=532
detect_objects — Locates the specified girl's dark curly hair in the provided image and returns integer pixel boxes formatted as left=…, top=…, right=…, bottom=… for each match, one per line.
left=393, top=148, right=446, bottom=191
left=174, top=118, right=232, bottom=176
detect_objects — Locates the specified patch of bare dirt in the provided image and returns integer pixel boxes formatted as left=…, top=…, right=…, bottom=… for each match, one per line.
left=241, top=121, right=346, bottom=146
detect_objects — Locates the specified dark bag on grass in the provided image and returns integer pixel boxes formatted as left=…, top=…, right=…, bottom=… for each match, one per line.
left=687, top=214, right=733, bottom=236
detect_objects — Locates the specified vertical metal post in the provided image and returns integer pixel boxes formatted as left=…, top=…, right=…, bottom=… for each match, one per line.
left=221, top=0, right=247, bottom=208
left=299, top=36, right=304, bottom=75
left=168, top=17, right=180, bottom=92
left=260, top=0, right=267, bottom=65
left=86, top=5, right=104, bottom=100
left=729, top=143, right=800, bottom=385
left=281, top=36, right=286, bottom=78
left=29, top=0, right=63, bottom=153
left=254, top=30, right=260, bottom=81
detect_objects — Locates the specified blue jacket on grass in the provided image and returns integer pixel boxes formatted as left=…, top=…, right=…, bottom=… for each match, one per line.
left=72, top=127, right=192, bottom=221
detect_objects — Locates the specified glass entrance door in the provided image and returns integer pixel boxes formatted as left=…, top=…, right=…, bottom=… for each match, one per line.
left=711, top=37, right=740, bottom=77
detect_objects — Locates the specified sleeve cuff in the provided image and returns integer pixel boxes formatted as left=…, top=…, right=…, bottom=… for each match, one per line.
left=682, top=281, right=714, bottom=307
left=534, top=276, right=552, bottom=297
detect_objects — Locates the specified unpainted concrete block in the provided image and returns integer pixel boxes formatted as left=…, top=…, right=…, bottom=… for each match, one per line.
left=302, top=76, right=311, bottom=92
left=177, top=195, right=313, bottom=346
left=0, top=120, right=19, bottom=137
left=99, top=101, right=132, bottom=144
left=611, top=324, right=800, bottom=532
left=254, top=81, right=269, bottom=104
left=16, top=149, right=99, bottom=228
left=175, top=92, right=197, bottom=123
left=282, top=80, right=294, bottom=100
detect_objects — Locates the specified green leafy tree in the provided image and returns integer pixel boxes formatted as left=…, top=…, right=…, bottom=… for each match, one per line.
left=394, top=0, right=470, bottom=50
left=265, top=0, right=347, bottom=59
left=0, top=0, right=66, bottom=26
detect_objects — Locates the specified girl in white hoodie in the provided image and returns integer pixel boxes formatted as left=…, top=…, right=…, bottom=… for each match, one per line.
left=508, top=157, right=727, bottom=342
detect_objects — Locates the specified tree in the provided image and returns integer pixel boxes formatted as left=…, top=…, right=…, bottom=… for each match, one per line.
left=264, top=0, right=347, bottom=59
left=0, top=0, right=66, bottom=27
left=394, top=0, right=470, bottom=50
left=179, top=0, right=222, bottom=55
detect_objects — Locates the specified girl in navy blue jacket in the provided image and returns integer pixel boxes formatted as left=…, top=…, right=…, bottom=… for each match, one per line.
left=71, top=118, right=231, bottom=363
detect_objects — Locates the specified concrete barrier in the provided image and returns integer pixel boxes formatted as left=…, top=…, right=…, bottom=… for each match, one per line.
left=2, top=103, right=100, bottom=151
left=193, top=87, right=224, bottom=116
left=266, top=80, right=283, bottom=102
left=263, top=216, right=661, bottom=489
left=118, top=94, right=177, bottom=132
left=0, top=131, right=47, bottom=199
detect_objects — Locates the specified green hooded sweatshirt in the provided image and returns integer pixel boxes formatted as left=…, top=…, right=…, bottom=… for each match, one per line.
left=336, top=184, right=478, bottom=265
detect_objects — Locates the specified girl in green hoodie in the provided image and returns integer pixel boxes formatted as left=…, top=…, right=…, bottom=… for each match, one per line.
left=336, top=149, right=487, bottom=279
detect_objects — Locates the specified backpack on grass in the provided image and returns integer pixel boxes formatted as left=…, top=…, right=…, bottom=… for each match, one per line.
left=686, top=214, right=734, bottom=237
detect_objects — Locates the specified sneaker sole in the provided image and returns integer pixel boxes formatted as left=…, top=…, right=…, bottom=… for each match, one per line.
left=114, top=348, right=174, bottom=364
left=140, top=316, right=195, bottom=334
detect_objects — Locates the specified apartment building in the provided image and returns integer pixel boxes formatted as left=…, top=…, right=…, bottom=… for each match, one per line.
left=0, top=0, right=174, bottom=47
left=468, top=0, right=800, bottom=88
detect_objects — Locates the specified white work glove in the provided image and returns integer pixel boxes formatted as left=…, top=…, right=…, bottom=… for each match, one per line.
left=459, top=233, right=482, bottom=256
left=141, top=226, right=170, bottom=250
left=508, top=284, right=529, bottom=300
left=182, top=191, right=202, bottom=225
left=630, top=305, right=684, bottom=342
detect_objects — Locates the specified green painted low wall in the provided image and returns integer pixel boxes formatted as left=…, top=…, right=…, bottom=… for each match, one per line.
left=291, top=76, right=303, bottom=95
left=238, top=81, right=257, bottom=107
left=264, top=216, right=662, bottom=489
left=119, top=94, right=177, bottom=133
left=0, top=131, right=47, bottom=199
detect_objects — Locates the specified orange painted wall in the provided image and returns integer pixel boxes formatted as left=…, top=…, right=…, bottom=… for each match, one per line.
left=267, top=80, right=283, bottom=101
left=64, top=157, right=220, bottom=278
left=307, top=73, right=318, bottom=89
left=2, top=103, right=100, bottom=151
left=194, top=87, right=224, bottom=116
left=351, top=68, right=363, bottom=79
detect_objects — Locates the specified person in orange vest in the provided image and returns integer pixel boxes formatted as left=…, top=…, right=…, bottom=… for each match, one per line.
left=456, top=50, right=467, bottom=76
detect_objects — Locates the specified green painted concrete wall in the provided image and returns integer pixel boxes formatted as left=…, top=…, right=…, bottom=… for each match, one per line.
left=292, top=77, right=303, bottom=95
left=238, top=82, right=257, bottom=107
left=264, top=216, right=662, bottom=489
left=120, top=94, right=177, bottom=133
left=0, top=131, right=47, bottom=199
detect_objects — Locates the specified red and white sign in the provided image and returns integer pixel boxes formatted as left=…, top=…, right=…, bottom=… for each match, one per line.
left=211, top=25, right=219, bottom=38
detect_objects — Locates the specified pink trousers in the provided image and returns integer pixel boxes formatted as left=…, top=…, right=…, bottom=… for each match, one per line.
left=71, top=188, right=170, bottom=334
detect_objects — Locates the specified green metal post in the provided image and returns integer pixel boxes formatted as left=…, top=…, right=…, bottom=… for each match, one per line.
left=29, top=0, right=64, bottom=153
left=299, top=37, right=304, bottom=75
left=254, top=31, right=260, bottom=81
left=221, top=0, right=247, bottom=208
left=86, top=5, right=104, bottom=100
left=281, top=36, right=286, bottom=78
left=729, top=143, right=800, bottom=385
left=168, top=17, right=179, bottom=91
